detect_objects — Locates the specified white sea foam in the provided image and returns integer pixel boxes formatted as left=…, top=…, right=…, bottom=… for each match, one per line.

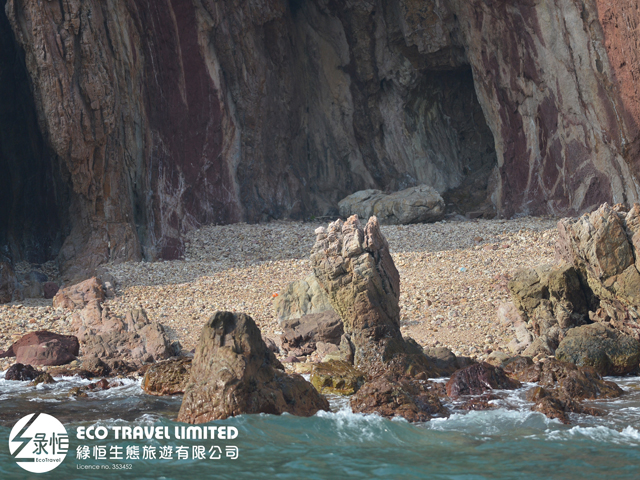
left=545, top=425, right=640, bottom=445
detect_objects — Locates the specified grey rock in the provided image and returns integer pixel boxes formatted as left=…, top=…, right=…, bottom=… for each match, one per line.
left=339, top=185, right=445, bottom=225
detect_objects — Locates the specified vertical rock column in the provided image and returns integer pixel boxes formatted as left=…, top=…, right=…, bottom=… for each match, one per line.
left=311, top=215, right=432, bottom=377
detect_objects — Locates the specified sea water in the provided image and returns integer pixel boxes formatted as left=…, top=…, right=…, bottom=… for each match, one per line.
left=0, top=372, right=638, bottom=480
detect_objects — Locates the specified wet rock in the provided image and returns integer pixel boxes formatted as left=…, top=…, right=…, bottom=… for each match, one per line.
left=143, top=357, right=192, bottom=396
left=311, top=216, right=434, bottom=377
left=0, top=261, right=22, bottom=304
left=310, top=360, right=366, bottom=396
left=445, top=363, right=521, bottom=398
left=501, top=356, right=539, bottom=382
left=81, top=357, right=111, bottom=377
left=68, top=387, right=88, bottom=398
left=1, top=331, right=79, bottom=366
left=555, top=323, right=640, bottom=376
left=53, top=277, right=105, bottom=310
left=458, top=394, right=500, bottom=411
left=177, top=311, right=329, bottom=423
left=274, top=274, right=334, bottom=323
left=339, top=185, right=445, bottom=225
left=5, top=363, right=40, bottom=381
left=351, top=375, right=448, bottom=422
left=29, top=372, right=56, bottom=386
left=280, top=311, right=343, bottom=355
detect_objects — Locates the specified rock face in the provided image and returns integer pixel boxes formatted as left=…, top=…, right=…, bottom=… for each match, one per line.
left=280, top=311, right=344, bottom=356
left=6, top=0, right=640, bottom=275
left=274, top=274, right=334, bottom=323
left=1, top=331, right=79, bottom=366
left=338, top=185, right=445, bottom=225
left=557, top=203, right=640, bottom=341
left=142, top=357, right=192, bottom=396
left=311, top=215, right=433, bottom=377
left=53, top=277, right=105, bottom=310
left=177, top=312, right=329, bottom=423
left=555, top=323, right=640, bottom=376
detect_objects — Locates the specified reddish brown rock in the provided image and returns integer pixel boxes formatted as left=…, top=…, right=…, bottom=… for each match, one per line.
left=351, top=376, right=448, bottom=422
left=1, top=331, right=79, bottom=366
left=5, top=363, right=40, bottom=381
left=53, top=277, right=105, bottom=310
left=177, top=312, right=329, bottom=423
left=446, top=363, right=521, bottom=399
left=143, top=357, right=192, bottom=396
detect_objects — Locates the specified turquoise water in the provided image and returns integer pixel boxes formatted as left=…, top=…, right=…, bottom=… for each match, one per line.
left=1, top=373, right=639, bottom=480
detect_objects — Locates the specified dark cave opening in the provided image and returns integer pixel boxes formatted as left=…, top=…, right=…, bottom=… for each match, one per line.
left=0, top=3, right=67, bottom=264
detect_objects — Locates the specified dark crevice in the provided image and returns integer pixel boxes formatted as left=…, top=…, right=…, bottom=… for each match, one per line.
left=0, top=2, right=69, bottom=264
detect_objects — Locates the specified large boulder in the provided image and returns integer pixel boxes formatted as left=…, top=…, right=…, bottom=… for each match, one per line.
left=311, top=215, right=433, bottom=378
left=350, top=375, right=448, bottom=422
left=53, top=277, right=105, bottom=310
left=445, top=363, right=521, bottom=398
left=143, top=357, right=192, bottom=396
left=338, top=185, right=445, bottom=225
left=5, top=363, right=41, bottom=381
left=77, top=308, right=172, bottom=364
left=274, top=274, right=335, bottom=323
left=177, top=312, right=329, bottom=423
left=0, top=331, right=79, bottom=366
left=555, top=323, right=640, bottom=375
left=280, top=311, right=344, bottom=355
left=0, top=262, right=23, bottom=304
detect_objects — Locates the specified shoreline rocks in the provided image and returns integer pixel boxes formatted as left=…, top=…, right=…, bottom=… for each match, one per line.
left=177, top=312, right=329, bottom=423
left=0, top=331, right=79, bottom=366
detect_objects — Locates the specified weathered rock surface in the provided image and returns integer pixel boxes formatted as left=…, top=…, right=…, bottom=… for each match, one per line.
left=555, top=323, right=640, bottom=376
left=445, top=363, right=521, bottom=398
left=0, top=331, right=79, bottom=366
left=339, top=185, right=445, bottom=225
left=5, top=363, right=40, bottom=381
left=506, top=358, right=624, bottom=424
left=351, top=375, right=449, bottom=422
left=311, top=215, right=434, bottom=378
left=142, top=357, right=192, bottom=396
left=310, top=360, right=366, bottom=396
left=177, top=312, right=329, bottom=423
left=280, top=311, right=344, bottom=356
left=557, top=203, right=640, bottom=341
left=53, top=277, right=105, bottom=310
left=275, top=274, right=335, bottom=323
left=76, top=309, right=172, bottom=364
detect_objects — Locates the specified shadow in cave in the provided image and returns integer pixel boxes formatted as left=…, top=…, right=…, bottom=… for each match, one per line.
left=0, top=1, right=69, bottom=265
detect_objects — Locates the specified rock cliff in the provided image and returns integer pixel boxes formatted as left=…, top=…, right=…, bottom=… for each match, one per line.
left=2, top=0, right=640, bottom=276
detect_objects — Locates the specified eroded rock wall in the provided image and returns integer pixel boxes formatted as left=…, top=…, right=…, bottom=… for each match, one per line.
left=3, top=0, right=640, bottom=277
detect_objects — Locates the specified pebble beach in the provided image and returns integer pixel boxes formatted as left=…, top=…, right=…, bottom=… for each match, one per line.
left=0, top=216, right=558, bottom=371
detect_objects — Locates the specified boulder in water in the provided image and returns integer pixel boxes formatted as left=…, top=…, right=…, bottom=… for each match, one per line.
left=555, top=323, right=640, bottom=375
left=310, top=360, right=366, bottom=395
left=143, top=357, right=192, bottom=396
left=445, top=362, right=521, bottom=398
left=1, top=331, right=79, bottom=366
left=177, top=311, right=329, bottom=423
left=5, top=363, right=40, bottom=381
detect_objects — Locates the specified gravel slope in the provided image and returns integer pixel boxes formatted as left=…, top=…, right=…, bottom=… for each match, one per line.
left=0, top=216, right=558, bottom=370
